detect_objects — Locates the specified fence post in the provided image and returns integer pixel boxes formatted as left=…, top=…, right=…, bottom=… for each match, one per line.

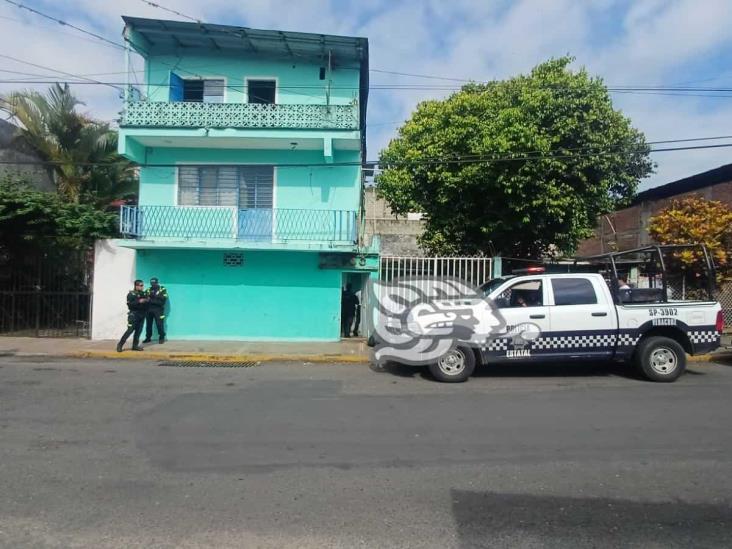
left=492, top=256, right=502, bottom=278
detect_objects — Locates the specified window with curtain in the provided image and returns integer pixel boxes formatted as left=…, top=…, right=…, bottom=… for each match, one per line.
left=178, top=166, right=273, bottom=208
left=178, top=78, right=225, bottom=103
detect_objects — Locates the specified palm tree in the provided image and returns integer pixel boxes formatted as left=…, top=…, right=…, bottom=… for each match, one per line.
left=0, top=83, right=136, bottom=204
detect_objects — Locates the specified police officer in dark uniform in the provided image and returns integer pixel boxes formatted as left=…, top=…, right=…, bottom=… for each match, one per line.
left=143, top=277, right=168, bottom=344
left=117, top=279, right=148, bottom=352
left=341, top=283, right=359, bottom=337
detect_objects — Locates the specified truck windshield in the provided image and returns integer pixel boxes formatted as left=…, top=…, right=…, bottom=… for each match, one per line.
left=479, top=277, right=510, bottom=296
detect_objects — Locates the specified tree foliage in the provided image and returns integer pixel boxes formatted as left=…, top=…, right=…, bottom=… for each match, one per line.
left=0, top=176, right=118, bottom=253
left=0, top=83, right=136, bottom=205
left=376, top=57, right=654, bottom=257
left=649, top=196, right=732, bottom=281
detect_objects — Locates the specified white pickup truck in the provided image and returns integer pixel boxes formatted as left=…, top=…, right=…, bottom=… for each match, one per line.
left=425, top=271, right=723, bottom=383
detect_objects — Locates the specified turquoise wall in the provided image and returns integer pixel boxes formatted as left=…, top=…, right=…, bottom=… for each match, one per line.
left=139, top=148, right=360, bottom=211
left=136, top=248, right=344, bottom=340
left=144, top=53, right=360, bottom=105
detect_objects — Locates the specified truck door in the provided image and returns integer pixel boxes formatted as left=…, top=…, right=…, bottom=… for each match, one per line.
left=485, top=278, right=551, bottom=361
left=546, top=277, right=617, bottom=359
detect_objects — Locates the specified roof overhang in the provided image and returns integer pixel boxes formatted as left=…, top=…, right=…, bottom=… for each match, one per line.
left=122, top=16, right=366, bottom=65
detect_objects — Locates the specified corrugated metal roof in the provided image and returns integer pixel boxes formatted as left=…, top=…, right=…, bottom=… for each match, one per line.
left=634, top=163, right=732, bottom=203
left=122, top=16, right=367, bottom=66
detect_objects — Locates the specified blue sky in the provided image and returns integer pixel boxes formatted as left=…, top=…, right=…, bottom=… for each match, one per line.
left=1, top=0, right=731, bottom=188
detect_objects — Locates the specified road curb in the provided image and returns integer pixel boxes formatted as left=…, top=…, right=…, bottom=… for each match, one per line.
left=66, top=350, right=370, bottom=364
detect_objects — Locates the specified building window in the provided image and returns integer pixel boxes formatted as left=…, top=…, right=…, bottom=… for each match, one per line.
left=178, top=165, right=274, bottom=208
left=552, top=278, right=598, bottom=306
left=247, top=79, right=276, bottom=104
left=180, top=79, right=225, bottom=103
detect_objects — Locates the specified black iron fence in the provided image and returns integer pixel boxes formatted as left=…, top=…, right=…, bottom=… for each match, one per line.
left=0, top=247, right=93, bottom=338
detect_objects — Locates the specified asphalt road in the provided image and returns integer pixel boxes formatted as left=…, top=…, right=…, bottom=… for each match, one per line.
left=1, top=355, right=731, bottom=548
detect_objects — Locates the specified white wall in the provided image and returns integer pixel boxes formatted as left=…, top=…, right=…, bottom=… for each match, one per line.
left=92, top=240, right=136, bottom=340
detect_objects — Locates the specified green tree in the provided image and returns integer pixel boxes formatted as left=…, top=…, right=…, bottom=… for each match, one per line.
left=0, top=176, right=117, bottom=254
left=376, top=57, right=654, bottom=257
left=0, top=83, right=136, bottom=205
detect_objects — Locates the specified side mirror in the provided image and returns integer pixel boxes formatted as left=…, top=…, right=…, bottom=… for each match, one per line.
left=495, top=298, right=510, bottom=309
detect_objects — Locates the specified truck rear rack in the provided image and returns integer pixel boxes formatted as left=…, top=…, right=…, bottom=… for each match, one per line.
left=577, top=244, right=716, bottom=303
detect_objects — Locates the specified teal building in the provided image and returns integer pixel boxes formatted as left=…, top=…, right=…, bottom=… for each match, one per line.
left=116, top=17, right=378, bottom=341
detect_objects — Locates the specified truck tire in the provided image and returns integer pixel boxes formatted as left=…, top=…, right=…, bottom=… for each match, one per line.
left=635, top=336, right=686, bottom=382
left=428, top=347, right=475, bottom=383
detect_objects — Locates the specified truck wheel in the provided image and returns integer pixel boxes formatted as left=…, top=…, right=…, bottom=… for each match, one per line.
left=428, top=347, right=475, bottom=383
left=635, top=336, right=686, bottom=382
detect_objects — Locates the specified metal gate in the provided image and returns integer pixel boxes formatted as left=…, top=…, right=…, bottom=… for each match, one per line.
left=0, top=247, right=93, bottom=338
left=379, top=256, right=493, bottom=287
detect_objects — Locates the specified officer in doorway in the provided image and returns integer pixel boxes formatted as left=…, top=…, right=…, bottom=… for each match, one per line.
left=341, top=283, right=359, bottom=338
left=117, top=280, right=149, bottom=352
left=143, top=277, right=168, bottom=344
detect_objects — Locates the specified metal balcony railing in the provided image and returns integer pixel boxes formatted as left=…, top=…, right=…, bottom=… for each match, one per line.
left=120, top=101, right=359, bottom=130
left=120, top=206, right=358, bottom=244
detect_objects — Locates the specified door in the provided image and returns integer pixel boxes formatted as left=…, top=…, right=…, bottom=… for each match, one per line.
left=485, top=278, right=552, bottom=361
left=169, top=72, right=184, bottom=102
left=237, top=166, right=274, bottom=241
left=546, top=277, right=617, bottom=359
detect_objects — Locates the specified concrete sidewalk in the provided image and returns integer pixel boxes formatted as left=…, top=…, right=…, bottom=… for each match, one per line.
left=1, top=336, right=729, bottom=365
left=0, top=337, right=371, bottom=363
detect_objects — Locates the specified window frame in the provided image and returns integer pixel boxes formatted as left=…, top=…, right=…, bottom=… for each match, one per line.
left=493, top=278, right=546, bottom=309
left=178, top=76, right=228, bottom=103
left=549, top=277, right=599, bottom=307
left=244, top=76, right=279, bottom=104
left=174, top=164, right=277, bottom=209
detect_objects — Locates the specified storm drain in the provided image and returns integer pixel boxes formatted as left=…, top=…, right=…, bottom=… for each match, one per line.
left=158, top=360, right=260, bottom=368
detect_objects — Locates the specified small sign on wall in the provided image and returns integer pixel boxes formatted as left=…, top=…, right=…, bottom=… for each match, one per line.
left=223, top=252, right=244, bottom=267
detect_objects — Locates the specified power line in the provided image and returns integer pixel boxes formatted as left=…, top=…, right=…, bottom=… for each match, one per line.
left=0, top=142, right=730, bottom=170
left=138, top=0, right=200, bottom=22
left=3, top=3, right=729, bottom=101
left=0, top=54, right=123, bottom=91
left=0, top=13, right=123, bottom=50
left=370, top=68, right=476, bottom=82
left=10, top=0, right=726, bottom=101
left=3, top=0, right=126, bottom=50
left=2, top=79, right=732, bottom=99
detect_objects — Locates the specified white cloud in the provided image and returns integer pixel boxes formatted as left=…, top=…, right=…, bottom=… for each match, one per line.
left=1, top=0, right=731, bottom=187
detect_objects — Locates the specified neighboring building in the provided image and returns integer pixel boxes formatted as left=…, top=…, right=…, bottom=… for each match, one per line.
left=93, top=16, right=377, bottom=341
left=0, top=119, right=54, bottom=191
left=578, top=163, right=732, bottom=256
left=364, top=186, right=425, bottom=255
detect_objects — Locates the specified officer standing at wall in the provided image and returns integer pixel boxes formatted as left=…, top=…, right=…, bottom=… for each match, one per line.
left=143, top=277, right=168, bottom=344
left=117, top=280, right=148, bottom=352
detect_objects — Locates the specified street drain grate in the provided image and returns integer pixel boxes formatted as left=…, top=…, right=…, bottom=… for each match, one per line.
left=158, top=360, right=260, bottom=368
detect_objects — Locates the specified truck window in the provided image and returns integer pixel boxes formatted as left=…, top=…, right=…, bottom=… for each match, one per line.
left=552, top=278, right=598, bottom=306
left=495, top=280, right=543, bottom=308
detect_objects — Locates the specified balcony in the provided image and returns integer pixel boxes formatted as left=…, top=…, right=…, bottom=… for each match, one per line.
left=119, top=206, right=357, bottom=246
left=120, top=101, right=359, bottom=130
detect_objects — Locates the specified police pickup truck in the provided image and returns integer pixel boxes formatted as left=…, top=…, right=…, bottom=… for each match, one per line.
left=428, top=270, right=724, bottom=383
left=370, top=244, right=726, bottom=383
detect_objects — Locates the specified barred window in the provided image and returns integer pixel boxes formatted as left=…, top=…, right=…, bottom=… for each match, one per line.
left=178, top=166, right=273, bottom=208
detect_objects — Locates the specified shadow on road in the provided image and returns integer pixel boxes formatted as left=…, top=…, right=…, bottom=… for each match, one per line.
left=376, top=359, right=647, bottom=381
left=450, top=489, right=732, bottom=548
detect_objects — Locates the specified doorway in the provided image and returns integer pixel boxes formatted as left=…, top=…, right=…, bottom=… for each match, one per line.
left=341, top=272, right=369, bottom=339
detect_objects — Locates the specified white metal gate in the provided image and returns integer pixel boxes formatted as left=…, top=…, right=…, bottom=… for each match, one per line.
left=379, top=256, right=493, bottom=287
